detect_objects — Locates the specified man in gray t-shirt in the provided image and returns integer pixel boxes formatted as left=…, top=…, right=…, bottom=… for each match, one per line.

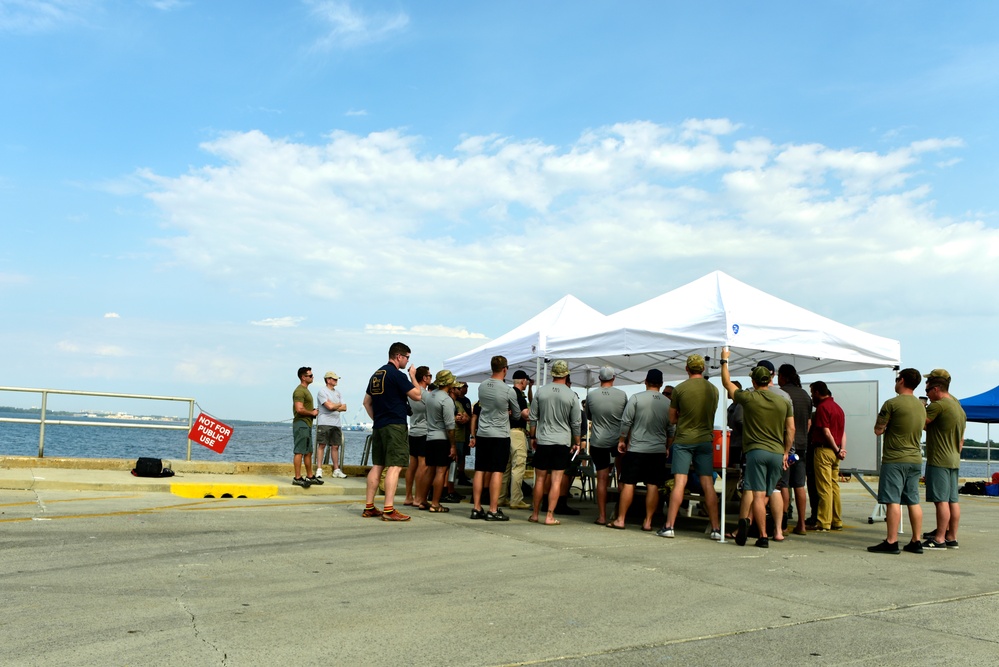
left=586, top=366, right=628, bottom=526
left=528, top=360, right=581, bottom=526
left=608, top=369, right=669, bottom=531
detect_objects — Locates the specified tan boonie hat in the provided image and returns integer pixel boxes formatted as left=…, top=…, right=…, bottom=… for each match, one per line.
left=324, top=371, right=340, bottom=380
left=686, top=354, right=706, bottom=372
left=923, top=368, right=951, bottom=381
left=551, top=360, right=570, bottom=378
left=434, top=369, right=456, bottom=388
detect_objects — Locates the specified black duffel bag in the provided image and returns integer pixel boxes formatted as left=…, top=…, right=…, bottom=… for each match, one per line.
left=131, top=457, right=175, bottom=478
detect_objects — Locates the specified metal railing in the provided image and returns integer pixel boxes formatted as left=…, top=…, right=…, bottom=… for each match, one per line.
left=0, top=386, right=196, bottom=460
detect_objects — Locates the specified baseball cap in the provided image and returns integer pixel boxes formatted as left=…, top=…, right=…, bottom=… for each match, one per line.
left=756, top=360, right=776, bottom=373
left=645, top=369, right=664, bottom=385
left=323, top=371, right=340, bottom=380
left=751, top=366, right=772, bottom=385
left=686, top=354, right=706, bottom=372
left=512, top=370, right=530, bottom=380
left=923, top=368, right=951, bottom=381
left=598, top=366, right=616, bottom=382
left=551, top=360, right=570, bottom=378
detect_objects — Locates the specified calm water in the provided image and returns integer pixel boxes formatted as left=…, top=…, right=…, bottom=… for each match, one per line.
left=0, top=410, right=993, bottom=478
left=0, top=410, right=371, bottom=465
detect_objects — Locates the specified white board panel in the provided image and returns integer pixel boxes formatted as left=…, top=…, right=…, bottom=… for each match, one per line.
left=825, top=380, right=880, bottom=474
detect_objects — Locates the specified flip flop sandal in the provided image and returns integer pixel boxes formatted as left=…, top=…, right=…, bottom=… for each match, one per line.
left=545, top=519, right=561, bottom=526
left=528, top=517, right=539, bottom=523
left=428, top=505, right=450, bottom=513
left=606, top=523, right=626, bottom=530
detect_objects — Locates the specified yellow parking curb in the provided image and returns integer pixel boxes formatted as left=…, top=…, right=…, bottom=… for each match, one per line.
left=170, top=483, right=278, bottom=499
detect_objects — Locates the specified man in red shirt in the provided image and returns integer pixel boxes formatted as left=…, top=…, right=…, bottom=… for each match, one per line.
left=809, top=381, right=846, bottom=531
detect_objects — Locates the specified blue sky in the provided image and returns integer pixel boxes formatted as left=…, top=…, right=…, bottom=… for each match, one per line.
left=2, top=1, right=998, bottom=438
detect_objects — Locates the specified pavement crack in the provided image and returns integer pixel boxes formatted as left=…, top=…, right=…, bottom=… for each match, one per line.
left=180, top=599, right=229, bottom=665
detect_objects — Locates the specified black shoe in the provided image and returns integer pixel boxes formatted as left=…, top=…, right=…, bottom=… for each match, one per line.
left=554, top=499, right=580, bottom=516
left=441, top=493, right=463, bottom=503
left=945, top=540, right=960, bottom=549
left=903, top=540, right=923, bottom=554
left=781, top=512, right=788, bottom=531
left=307, top=476, right=324, bottom=485
left=922, top=538, right=947, bottom=550
left=292, top=477, right=311, bottom=488
left=867, top=540, right=900, bottom=554
left=755, top=537, right=769, bottom=548
left=470, top=508, right=487, bottom=520
left=484, top=510, right=510, bottom=522
left=735, top=518, right=749, bottom=546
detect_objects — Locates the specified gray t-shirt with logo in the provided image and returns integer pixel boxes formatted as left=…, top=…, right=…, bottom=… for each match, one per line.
left=586, top=386, right=628, bottom=448
left=620, top=390, right=670, bottom=454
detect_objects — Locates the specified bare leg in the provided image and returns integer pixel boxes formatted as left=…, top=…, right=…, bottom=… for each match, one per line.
left=643, top=486, right=658, bottom=531
left=596, top=468, right=610, bottom=524
left=932, top=502, right=950, bottom=542
left=365, top=465, right=385, bottom=505
left=431, top=467, right=446, bottom=506
left=472, top=470, right=486, bottom=511
left=793, top=487, right=807, bottom=532
left=700, top=475, right=720, bottom=532
left=488, top=471, right=503, bottom=513
left=530, top=470, right=548, bottom=522
left=546, top=471, right=564, bottom=524
left=769, top=491, right=784, bottom=540
left=752, top=491, right=769, bottom=538
left=610, top=484, right=634, bottom=529
left=382, top=466, right=402, bottom=510
left=294, top=453, right=304, bottom=479
left=665, top=473, right=687, bottom=529
left=404, top=455, right=418, bottom=503
left=885, top=503, right=901, bottom=543
left=947, top=502, right=961, bottom=541
left=906, top=503, right=923, bottom=544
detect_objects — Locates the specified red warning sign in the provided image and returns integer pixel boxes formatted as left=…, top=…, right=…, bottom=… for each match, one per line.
left=187, top=413, right=234, bottom=454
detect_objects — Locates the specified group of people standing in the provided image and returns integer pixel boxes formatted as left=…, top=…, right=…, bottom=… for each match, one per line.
left=292, top=342, right=968, bottom=552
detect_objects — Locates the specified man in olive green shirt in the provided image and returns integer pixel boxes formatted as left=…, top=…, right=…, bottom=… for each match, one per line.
left=658, top=354, right=721, bottom=540
left=921, top=369, right=966, bottom=549
left=720, top=348, right=794, bottom=548
left=869, top=368, right=926, bottom=555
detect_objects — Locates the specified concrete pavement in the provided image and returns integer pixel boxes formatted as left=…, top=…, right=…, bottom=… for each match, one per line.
left=2, top=457, right=998, bottom=666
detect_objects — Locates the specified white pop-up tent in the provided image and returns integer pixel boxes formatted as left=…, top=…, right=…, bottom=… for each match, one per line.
left=546, top=271, right=901, bottom=378
left=443, top=295, right=622, bottom=385
left=544, top=271, right=901, bottom=541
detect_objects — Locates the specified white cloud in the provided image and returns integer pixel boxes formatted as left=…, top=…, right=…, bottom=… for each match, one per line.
left=251, top=316, right=305, bottom=328
left=305, top=0, right=408, bottom=51
left=345, top=109, right=367, bottom=117
left=143, top=0, right=187, bottom=11
left=55, top=340, right=127, bottom=357
left=365, top=324, right=487, bottom=339
left=141, top=119, right=995, bottom=334
left=0, top=0, right=93, bottom=33
left=104, top=312, right=120, bottom=319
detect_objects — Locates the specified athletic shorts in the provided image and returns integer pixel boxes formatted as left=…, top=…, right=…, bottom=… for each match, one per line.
left=532, top=444, right=571, bottom=472
left=744, top=449, right=783, bottom=494
left=371, top=424, right=409, bottom=468
left=670, top=441, right=713, bottom=478
left=473, top=436, right=510, bottom=473
left=924, top=465, right=959, bottom=504
left=316, top=425, right=343, bottom=449
left=292, top=422, right=313, bottom=455
left=780, top=453, right=806, bottom=489
left=425, top=439, right=452, bottom=468
left=590, top=446, right=618, bottom=472
left=877, top=462, right=922, bottom=505
left=619, top=451, right=667, bottom=487
left=408, top=434, right=427, bottom=458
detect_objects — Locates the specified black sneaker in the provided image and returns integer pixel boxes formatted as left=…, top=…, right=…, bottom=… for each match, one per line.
left=307, top=476, right=324, bottom=485
left=292, top=477, right=311, bottom=488
left=441, top=492, right=464, bottom=503
left=755, top=537, right=769, bottom=548
left=484, top=510, right=510, bottom=522
left=922, top=538, right=947, bottom=550
left=470, top=508, right=487, bottom=520
left=903, top=540, right=923, bottom=554
left=867, top=540, right=900, bottom=554
left=945, top=540, right=960, bottom=549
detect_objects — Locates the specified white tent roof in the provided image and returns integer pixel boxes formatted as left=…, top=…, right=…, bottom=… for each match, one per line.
left=546, top=271, right=901, bottom=380
left=443, top=295, right=612, bottom=384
